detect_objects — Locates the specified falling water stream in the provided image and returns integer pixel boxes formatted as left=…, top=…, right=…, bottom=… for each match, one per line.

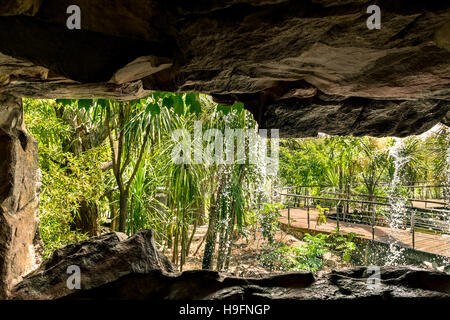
left=445, top=144, right=450, bottom=258
left=386, top=137, right=408, bottom=265
left=215, top=111, right=272, bottom=270
left=386, top=134, right=450, bottom=268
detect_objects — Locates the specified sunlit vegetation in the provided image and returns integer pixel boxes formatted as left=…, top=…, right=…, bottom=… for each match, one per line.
left=24, top=95, right=449, bottom=271
left=279, top=131, right=450, bottom=199
left=259, top=231, right=357, bottom=272
left=24, top=94, right=272, bottom=269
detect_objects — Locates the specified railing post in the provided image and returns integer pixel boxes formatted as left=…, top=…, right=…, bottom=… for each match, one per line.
left=288, top=199, right=291, bottom=226
left=345, top=184, right=350, bottom=221
left=372, top=205, right=376, bottom=240
left=411, top=210, right=415, bottom=249
left=307, top=198, right=310, bottom=229
left=336, top=200, right=340, bottom=231
left=306, top=188, right=309, bottom=210
left=304, top=188, right=307, bottom=207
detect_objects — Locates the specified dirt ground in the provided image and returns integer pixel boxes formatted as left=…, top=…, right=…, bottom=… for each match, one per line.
left=164, top=225, right=349, bottom=277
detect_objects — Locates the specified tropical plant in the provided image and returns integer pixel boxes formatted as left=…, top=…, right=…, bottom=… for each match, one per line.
left=258, top=233, right=329, bottom=272
left=316, top=204, right=328, bottom=226
left=258, top=203, right=282, bottom=244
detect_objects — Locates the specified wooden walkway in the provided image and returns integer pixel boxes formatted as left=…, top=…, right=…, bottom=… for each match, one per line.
left=279, top=208, right=450, bottom=258
left=410, top=199, right=447, bottom=209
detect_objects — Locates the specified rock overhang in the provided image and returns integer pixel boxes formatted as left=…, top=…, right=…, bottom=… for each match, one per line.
left=0, top=0, right=449, bottom=137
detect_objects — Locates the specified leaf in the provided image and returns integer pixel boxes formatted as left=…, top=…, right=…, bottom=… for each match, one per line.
left=162, top=96, right=173, bottom=109
left=148, top=103, right=160, bottom=115
left=55, top=99, right=75, bottom=107
left=218, top=102, right=244, bottom=115
left=96, top=99, right=109, bottom=108
left=217, top=104, right=231, bottom=115
left=173, top=95, right=185, bottom=115
left=185, top=94, right=201, bottom=115
left=78, top=99, right=93, bottom=110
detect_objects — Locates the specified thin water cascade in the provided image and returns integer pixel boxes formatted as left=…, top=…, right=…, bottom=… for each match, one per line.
left=253, top=127, right=271, bottom=242
left=386, top=137, right=408, bottom=265
left=444, top=144, right=450, bottom=258
left=214, top=110, right=274, bottom=271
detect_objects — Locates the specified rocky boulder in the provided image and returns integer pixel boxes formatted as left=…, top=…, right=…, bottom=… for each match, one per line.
left=11, top=229, right=176, bottom=300
left=0, top=94, right=42, bottom=299
left=304, top=266, right=450, bottom=300
left=64, top=270, right=317, bottom=300
left=15, top=261, right=450, bottom=300
left=8, top=226, right=450, bottom=300
left=61, top=266, right=450, bottom=300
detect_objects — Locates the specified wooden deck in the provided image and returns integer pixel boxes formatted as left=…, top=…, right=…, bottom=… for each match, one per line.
left=280, top=208, right=450, bottom=258
left=410, top=199, right=447, bottom=209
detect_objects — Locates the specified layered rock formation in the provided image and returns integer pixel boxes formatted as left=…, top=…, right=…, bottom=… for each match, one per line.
left=0, top=0, right=449, bottom=301
left=63, top=267, right=450, bottom=300
left=12, top=230, right=175, bottom=300
left=0, top=0, right=449, bottom=137
left=0, top=94, right=42, bottom=299
left=9, top=229, right=450, bottom=300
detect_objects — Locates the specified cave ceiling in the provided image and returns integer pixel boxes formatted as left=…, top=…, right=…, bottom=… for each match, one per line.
left=0, top=0, right=449, bottom=137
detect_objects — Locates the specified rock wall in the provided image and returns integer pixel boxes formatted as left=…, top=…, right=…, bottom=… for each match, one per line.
left=10, top=229, right=450, bottom=300
left=0, top=94, right=42, bottom=299
left=0, top=1, right=449, bottom=137
left=12, top=230, right=176, bottom=300
left=0, top=0, right=449, bottom=301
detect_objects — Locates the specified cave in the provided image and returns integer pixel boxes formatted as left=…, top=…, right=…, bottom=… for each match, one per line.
left=1, top=0, right=450, bottom=306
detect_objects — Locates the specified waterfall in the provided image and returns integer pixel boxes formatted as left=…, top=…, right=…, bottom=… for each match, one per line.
left=445, top=144, right=450, bottom=258
left=445, top=144, right=450, bottom=207
left=386, top=137, right=408, bottom=265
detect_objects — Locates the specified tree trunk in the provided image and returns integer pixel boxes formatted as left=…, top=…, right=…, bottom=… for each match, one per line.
left=180, top=225, right=188, bottom=271
left=186, top=218, right=198, bottom=258
left=107, top=193, right=118, bottom=231
left=173, top=227, right=179, bottom=265
left=202, top=195, right=218, bottom=270
left=216, top=217, right=227, bottom=271
left=344, top=182, right=350, bottom=222
left=72, top=200, right=99, bottom=236
left=118, top=189, right=129, bottom=233
left=224, top=209, right=236, bottom=270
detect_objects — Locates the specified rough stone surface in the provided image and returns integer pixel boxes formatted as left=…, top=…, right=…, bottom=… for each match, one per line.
left=8, top=227, right=450, bottom=300
left=0, top=94, right=42, bottom=299
left=11, top=230, right=176, bottom=300
left=0, top=0, right=42, bottom=16
left=0, top=1, right=449, bottom=137
left=49, top=266, right=450, bottom=300
left=260, top=97, right=448, bottom=137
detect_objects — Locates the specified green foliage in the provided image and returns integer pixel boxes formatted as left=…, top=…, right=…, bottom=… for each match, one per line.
left=316, top=204, right=328, bottom=226
left=216, top=102, right=244, bottom=115
left=259, top=233, right=329, bottom=272
left=27, top=94, right=447, bottom=272
left=53, top=93, right=265, bottom=270
left=38, top=146, right=108, bottom=258
left=257, top=203, right=282, bottom=244
left=24, top=99, right=72, bottom=147
left=24, top=99, right=109, bottom=259
left=427, top=125, right=450, bottom=182
left=259, top=231, right=358, bottom=271
left=279, top=131, right=449, bottom=206
left=327, top=229, right=358, bottom=262
left=296, top=233, right=330, bottom=270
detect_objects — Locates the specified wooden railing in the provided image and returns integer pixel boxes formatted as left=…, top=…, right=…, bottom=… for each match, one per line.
left=274, top=188, right=450, bottom=250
